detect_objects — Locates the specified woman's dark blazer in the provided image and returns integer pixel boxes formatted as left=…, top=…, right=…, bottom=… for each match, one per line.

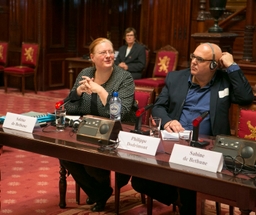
left=115, top=42, right=146, bottom=76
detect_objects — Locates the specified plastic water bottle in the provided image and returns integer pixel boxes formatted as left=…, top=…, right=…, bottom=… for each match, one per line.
left=109, top=92, right=121, bottom=120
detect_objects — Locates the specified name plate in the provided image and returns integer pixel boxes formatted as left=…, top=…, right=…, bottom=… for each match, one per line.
left=118, top=131, right=164, bottom=156
left=3, top=128, right=34, bottom=139
left=3, top=112, right=37, bottom=133
left=169, top=144, right=223, bottom=173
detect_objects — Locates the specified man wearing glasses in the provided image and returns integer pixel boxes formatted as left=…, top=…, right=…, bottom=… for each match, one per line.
left=131, top=43, right=254, bottom=215
left=115, top=27, right=146, bottom=79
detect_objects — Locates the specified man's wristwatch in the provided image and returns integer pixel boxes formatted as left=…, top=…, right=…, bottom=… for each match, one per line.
left=229, top=62, right=237, bottom=67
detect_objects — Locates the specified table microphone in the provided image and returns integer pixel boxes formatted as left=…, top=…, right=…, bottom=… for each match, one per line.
left=190, top=111, right=210, bottom=148
left=135, top=104, right=154, bottom=117
left=130, top=103, right=153, bottom=135
left=55, top=97, right=70, bottom=109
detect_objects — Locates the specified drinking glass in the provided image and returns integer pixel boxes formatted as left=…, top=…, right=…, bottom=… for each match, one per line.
left=149, top=117, right=161, bottom=138
left=55, top=108, right=66, bottom=131
left=179, top=130, right=192, bottom=145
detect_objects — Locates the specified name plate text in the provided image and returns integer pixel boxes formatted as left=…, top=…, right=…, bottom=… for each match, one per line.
left=3, top=112, right=37, bottom=133
left=118, top=131, right=164, bottom=156
left=169, top=144, right=223, bottom=173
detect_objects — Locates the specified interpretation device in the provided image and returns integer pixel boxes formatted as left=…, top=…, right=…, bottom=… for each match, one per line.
left=76, top=115, right=122, bottom=145
left=212, top=135, right=256, bottom=167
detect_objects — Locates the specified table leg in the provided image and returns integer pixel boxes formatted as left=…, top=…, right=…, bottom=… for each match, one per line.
left=68, top=68, right=74, bottom=90
left=59, top=164, right=67, bottom=208
left=240, top=209, right=252, bottom=215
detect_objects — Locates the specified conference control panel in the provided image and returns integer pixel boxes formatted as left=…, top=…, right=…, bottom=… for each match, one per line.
left=76, top=115, right=122, bottom=145
left=212, top=135, right=256, bottom=167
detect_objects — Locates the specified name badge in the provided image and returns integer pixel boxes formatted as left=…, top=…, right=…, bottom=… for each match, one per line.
left=169, top=144, right=223, bottom=173
left=218, top=88, right=229, bottom=98
left=3, top=112, right=37, bottom=133
left=118, top=131, right=164, bottom=156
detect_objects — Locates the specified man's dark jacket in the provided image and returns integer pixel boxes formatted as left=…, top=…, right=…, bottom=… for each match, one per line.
left=152, top=68, right=254, bottom=136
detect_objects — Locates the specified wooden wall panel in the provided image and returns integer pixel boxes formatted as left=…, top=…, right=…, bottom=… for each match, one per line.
left=111, top=0, right=142, bottom=50
left=77, top=0, right=142, bottom=56
left=48, top=0, right=65, bottom=48
left=140, top=0, right=193, bottom=76
left=48, top=59, right=65, bottom=87
left=23, top=0, right=40, bottom=42
left=83, top=0, right=110, bottom=45
left=0, top=0, right=255, bottom=93
left=41, top=0, right=79, bottom=91
left=0, top=1, right=9, bottom=41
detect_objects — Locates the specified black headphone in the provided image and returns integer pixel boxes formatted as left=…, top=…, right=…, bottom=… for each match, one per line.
left=206, top=43, right=218, bottom=70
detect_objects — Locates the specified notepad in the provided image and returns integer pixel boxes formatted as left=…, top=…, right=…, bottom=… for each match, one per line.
left=0, top=115, right=5, bottom=124
left=0, top=111, right=55, bottom=124
left=22, top=111, right=55, bottom=123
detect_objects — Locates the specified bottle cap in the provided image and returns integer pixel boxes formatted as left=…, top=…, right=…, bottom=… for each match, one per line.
left=113, top=92, right=118, bottom=97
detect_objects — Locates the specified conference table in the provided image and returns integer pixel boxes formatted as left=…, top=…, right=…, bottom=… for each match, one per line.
left=1, top=124, right=256, bottom=215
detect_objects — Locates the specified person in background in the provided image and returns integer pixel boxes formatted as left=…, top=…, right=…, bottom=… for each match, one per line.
left=115, top=27, right=146, bottom=79
left=60, top=38, right=137, bottom=212
left=131, top=43, right=254, bottom=215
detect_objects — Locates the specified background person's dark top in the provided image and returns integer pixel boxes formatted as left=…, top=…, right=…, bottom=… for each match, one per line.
left=115, top=42, right=146, bottom=79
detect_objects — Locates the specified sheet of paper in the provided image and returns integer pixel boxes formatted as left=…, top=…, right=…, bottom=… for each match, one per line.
left=161, top=130, right=193, bottom=141
left=161, top=130, right=179, bottom=140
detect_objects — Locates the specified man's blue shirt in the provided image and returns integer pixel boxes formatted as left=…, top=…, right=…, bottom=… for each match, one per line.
left=179, top=64, right=239, bottom=135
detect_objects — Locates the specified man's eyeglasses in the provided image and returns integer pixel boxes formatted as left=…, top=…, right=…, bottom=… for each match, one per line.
left=97, top=50, right=115, bottom=56
left=190, top=53, right=213, bottom=63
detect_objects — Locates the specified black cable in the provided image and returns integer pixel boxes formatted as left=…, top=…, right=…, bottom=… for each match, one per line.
left=223, top=155, right=245, bottom=176
left=223, top=155, right=256, bottom=176
left=42, top=123, right=57, bottom=133
left=97, top=139, right=119, bottom=153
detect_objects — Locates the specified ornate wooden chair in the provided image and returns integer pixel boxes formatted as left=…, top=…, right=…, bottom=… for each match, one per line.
left=0, top=41, right=8, bottom=150
left=141, top=46, right=150, bottom=78
left=236, top=103, right=256, bottom=140
left=4, top=42, right=40, bottom=95
left=134, top=86, right=155, bottom=125
left=197, top=101, right=256, bottom=215
left=0, top=41, right=9, bottom=75
left=115, top=86, right=155, bottom=214
left=134, top=45, right=178, bottom=98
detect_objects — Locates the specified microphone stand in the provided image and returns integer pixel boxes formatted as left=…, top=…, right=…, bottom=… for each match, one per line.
left=130, top=104, right=154, bottom=136
left=190, top=128, right=208, bottom=148
left=190, top=112, right=210, bottom=148
left=190, top=125, right=210, bottom=148
left=130, top=116, right=150, bottom=136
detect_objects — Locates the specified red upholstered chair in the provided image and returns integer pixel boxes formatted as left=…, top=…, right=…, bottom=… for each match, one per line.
left=0, top=41, right=9, bottom=74
left=115, top=86, right=155, bottom=214
left=0, top=42, right=8, bottom=152
left=236, top=103, right=256, bottom=140
left=4, top=42, right=40, bottom=95
left=134, top=86, right=155, bottom=125
left=197, top=102, right=256, bottom=215
left=141, top=47, right=150, bottom=78
left=134, top=45, right=178, bottom=98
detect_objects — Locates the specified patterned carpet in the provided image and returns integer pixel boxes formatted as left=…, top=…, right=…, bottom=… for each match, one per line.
left=0, top=88, right=246, bottom=215
left=1, top=146, right=178, bottom=215
left=0, top=88, right=70, bottom=115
